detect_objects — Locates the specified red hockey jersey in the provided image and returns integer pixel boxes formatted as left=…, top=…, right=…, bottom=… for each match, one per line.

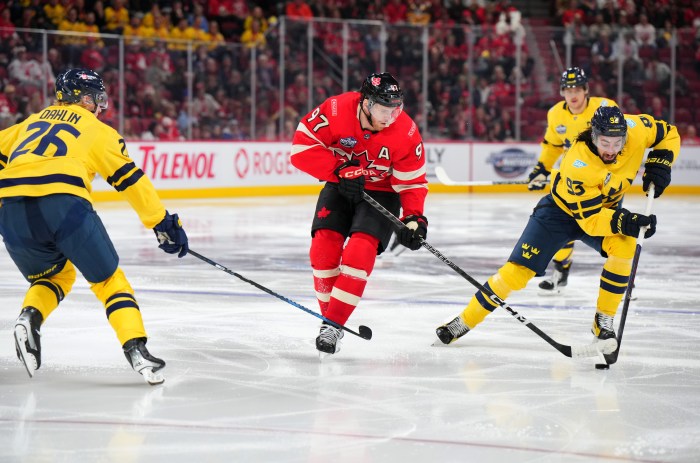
left=290, top=91, right=427, bottom=217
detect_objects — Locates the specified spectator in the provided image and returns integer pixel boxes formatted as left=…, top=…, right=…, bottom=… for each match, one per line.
left=191, top=81, right=221, bottom=127
left=43, top=0, right=65, bottom=29
left=205, top=20, right=226, bottom=52
left=683, top=125, right=700, bottom=145
left=169, top=17, right=197, bottom=52
left=157, top=115, right=181, bottom=140
left=92, top=1, right=107, bottom=32
left=8, top=46, right=43, bottom=88
left=243, top=6, right=269, bottom=34
left=645, top=96, right=669, bottom=122
left=286, top=0, right=313, bottom=20
left=0, top=83, right=18, bottom=128
left=82, top=12, right=104, bottom=47
left=384, top=0, right=408, bottom=23
left=634, top=13, right=657, bottom=48
left=104, top=0, right=129, bottom=35
left=591, top=29, right=615, bottom=81
left=588, top=13, right=612, bottom=43
left=0, top=8, right=16, bottom=42
left=79, top=39, right=105, bottom=72
left=240, top=17, right=266, bottom=49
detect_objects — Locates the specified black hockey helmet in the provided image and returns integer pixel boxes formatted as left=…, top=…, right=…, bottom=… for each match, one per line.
left=55, top=68, right=108, bottom=111
left=591, top=106, right=627, bottom=138
left=360, top=72, right=403, bottom=108
left=560, top=66, right=588, bottom=89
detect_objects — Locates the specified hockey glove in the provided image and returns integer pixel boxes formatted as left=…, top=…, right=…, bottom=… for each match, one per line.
left=527, top=162, right=550, bottom=191
left=610, top=208, right=656, bottom=239
left=334, top=159, right=365, bottom=203
left=153, top=211, right=189, bottom=258
left=642, top=149, right=673, bottom=198
left=398, top=215, right=428, bottom=251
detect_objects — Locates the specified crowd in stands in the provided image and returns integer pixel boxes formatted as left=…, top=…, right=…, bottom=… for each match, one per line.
left=0, top=0, right=699, bottom=144
left=553, top=0, right=700, bottom=142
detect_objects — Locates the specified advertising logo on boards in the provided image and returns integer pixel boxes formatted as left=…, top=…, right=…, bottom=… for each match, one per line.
left=486, top=147, right=537, bottom=178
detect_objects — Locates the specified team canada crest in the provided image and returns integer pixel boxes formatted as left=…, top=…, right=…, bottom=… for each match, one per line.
left=371, top=77, right=381, bottom=86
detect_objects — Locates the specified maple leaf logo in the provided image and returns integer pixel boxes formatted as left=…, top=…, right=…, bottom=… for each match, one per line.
left=317, top=207, right=331, bottom=219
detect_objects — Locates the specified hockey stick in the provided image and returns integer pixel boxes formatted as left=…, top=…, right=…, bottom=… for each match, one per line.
left=603, top=184, right=655, bottom=366
left=188, top=249, right=372, bottom=340
left=435, top=166, right=548, bottom=187
left=362, top=192, right=614, bottom=358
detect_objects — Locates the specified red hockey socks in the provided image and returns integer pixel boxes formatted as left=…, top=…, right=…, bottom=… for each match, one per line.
left=325, top=232, right=379, bottom=325
left=310, top=229, right=345, bottom=315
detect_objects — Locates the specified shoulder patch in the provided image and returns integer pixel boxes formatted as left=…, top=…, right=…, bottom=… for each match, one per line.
left=573, top=159, right=587, bottom=168
left=626, top=118, right=636, bottom=128
left=604, top=172, right=611, bottom=185
left=600, top=99, right=609, bottom=107
left=555, top=124, right=566, bottom=134
left=339, top=136, right=358, bottom=148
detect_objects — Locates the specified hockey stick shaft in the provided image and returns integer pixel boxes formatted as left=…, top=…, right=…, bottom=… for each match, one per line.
left=187, top=249, right=372, bottom=340
left=435, top=166, right=549, bottom=187
left=362, top=192, right=602, bottom=358
left=605, top=184, right=656, bottom=364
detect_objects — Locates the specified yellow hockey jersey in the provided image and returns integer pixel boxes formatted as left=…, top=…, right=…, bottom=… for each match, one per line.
left=0, top=104, right=165, bottom=228
left=551, top=114, right=680, bottom=236
left=539, top=96, right=618, bottom=170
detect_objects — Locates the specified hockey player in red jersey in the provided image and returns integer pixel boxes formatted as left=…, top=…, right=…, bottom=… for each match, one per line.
left=291, top=72, right=428, bottom=356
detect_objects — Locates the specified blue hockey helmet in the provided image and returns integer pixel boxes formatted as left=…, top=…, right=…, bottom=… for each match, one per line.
left=55, top=68, right=108, bottom=111
left=591, top=106, right=627, bottom=138
left=560, top=67, right=588, bottom=90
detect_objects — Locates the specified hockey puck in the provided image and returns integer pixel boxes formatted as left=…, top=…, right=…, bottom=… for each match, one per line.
left=595, top=363, right=610, bottom=370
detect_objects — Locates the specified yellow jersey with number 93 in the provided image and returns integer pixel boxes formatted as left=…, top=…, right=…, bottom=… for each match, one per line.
left=0, top=104, right=165, bottom=228
left=550, top=113, right=680, bottom=237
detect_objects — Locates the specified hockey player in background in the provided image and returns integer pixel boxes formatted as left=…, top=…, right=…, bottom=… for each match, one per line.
left=527, top=67, right=618, bottom=294
left=0, top=68, right=189, bottom=385
left=436, top=106, right=678, bottom=363
left=291, top=72, right=428, bottom=356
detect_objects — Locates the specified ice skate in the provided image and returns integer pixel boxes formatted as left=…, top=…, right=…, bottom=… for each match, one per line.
left=591, top=312, right=618, bottom=361
left=316, top=322, right=344, bottom=359
left=538, top=261, right=570, bottom=295
left=434, top=316, right=470, bottom=345
left=14, top=307, right=44, bottom=378
left=123, top=337, right=166, bottom=385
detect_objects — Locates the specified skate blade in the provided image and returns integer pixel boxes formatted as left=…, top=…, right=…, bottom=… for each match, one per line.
left=14, top=325, right=37, bottom=378
left=538, top=288, right=565, bottom=296
left=140, top=367, right=165, bottom=386
left=431, top=337, right=452, bottom=347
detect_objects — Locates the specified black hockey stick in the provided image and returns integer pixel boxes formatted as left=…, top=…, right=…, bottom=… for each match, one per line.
left=362, top=192, right=613, bottom=358
left=188, top=250, right=372, bottom=340
left=603, top=184, right=656, bottom=366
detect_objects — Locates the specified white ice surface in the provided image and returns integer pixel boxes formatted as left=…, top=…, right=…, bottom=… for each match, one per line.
left=1, top=193, right=699, bottom=463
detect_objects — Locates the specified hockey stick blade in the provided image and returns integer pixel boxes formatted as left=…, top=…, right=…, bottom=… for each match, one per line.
left=603, top=183, right=655, bottom=366
left=188, top=250, right=372, bottom=340
left=570, top=338, right=618, bottom=359
left=434, top=166, right=545, bottom=187
left=362, top=192, right=581, bottom=358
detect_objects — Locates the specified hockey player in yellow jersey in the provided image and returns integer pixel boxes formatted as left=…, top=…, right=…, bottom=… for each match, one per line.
left=0, top=68, right=189, bottom=385
left=527, top=67, right=618, bottom=294
left=435, top=106, right=679, bottom=361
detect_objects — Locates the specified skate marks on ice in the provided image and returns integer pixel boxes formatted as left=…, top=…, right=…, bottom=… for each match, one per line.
left=1, top=194, right=699, bottom=462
